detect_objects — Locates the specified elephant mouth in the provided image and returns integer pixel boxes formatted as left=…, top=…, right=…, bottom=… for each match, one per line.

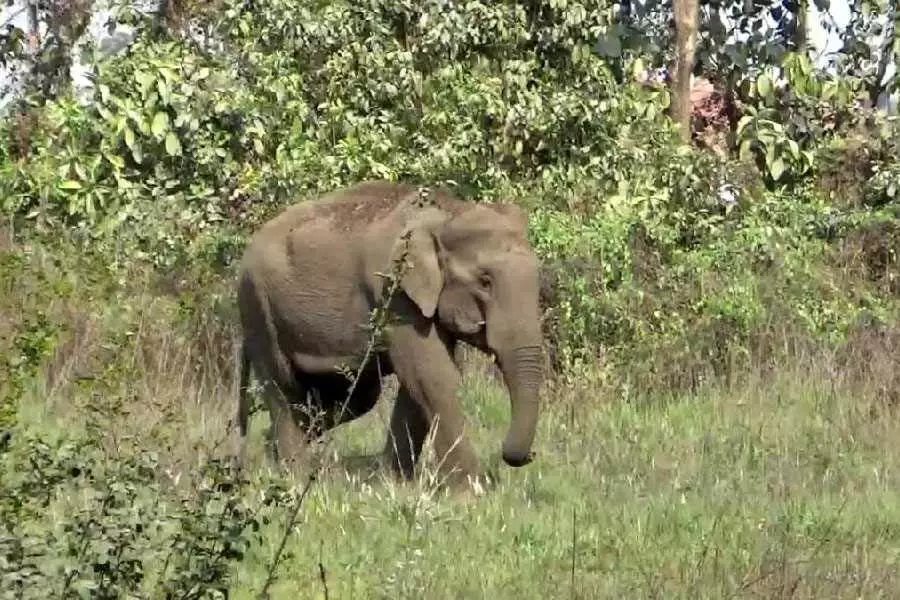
left=455, top=326, right=489, bottom=353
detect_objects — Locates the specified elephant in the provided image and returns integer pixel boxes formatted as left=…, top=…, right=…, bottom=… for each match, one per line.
left=234, top=180, right=545, bottom=488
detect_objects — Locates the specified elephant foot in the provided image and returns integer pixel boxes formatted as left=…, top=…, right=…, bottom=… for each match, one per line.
left=380, top=452, right=495, bottom=499
left=439, top=467, right=497, bottom=500
left=273, top=448, right=313, bottom=479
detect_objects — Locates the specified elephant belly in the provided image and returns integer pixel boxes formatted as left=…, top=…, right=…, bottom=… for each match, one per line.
left=255, top=215, right=396, bottom=378
left=300, top=362, right=385, bottom=422
left=269, top=273, right=375, bottom=375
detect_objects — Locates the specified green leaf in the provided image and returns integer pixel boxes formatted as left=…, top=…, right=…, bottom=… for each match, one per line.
left=631, top=57, right=645, bottom=80
left=787, top=139, right=800, bottom=159
left=593, top=33, right=621, bottom=58
left=165, top=132, right=182, bottom=156
left=135, top=71, right=154, bottom=92
left=59, top=180, right=82, bottom=190
left=157, top=79, right=170, bottom=104
left=757, top=130, right=776, bottom=146
left=769, top=156, right=786, bottom=181
left=124, top=126, right=135, bottom=149
left=97, top=106, right=114, bottom=123
left=104, top=152, right=124, bottom=170
left=756, top=74, right=773, bottom=100
left=151, top=112, right=169, bottom=138
left=735, top=115, right=754, bottom=136
left=159, top=67, right=177, bottom=82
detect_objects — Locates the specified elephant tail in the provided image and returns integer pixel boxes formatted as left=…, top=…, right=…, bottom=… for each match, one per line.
left=236, top=340, right=252, bottom=437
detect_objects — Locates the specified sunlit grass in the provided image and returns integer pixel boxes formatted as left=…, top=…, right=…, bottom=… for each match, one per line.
left=4, top=246, right=900, bottom=599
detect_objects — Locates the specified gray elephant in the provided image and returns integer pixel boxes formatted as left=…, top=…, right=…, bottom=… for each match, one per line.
left=234, top=180, right=544, bottom=488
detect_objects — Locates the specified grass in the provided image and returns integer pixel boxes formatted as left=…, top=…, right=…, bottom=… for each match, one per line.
left=3, top=241, right=900, bottom=599
left=228, top=362, right=900, bottom=599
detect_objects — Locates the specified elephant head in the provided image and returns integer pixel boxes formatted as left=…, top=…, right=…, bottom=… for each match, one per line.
left=391, top=201, right=544, bottom=467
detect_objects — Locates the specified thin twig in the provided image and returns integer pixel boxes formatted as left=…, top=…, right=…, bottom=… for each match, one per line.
left=0, top=6, right=28, bottom=29
left=318, top=539, right=329, bottom=600
left=570, top=504, right=577, bottom=599
left=256, top=230, right=414, bottom=599
left=729, top=497, right=849, bottom=598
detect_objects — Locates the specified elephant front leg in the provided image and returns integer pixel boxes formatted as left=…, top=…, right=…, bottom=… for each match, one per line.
left=385, top=324, right=485, bottom=489
left=384, top=386, right=429, bottom=480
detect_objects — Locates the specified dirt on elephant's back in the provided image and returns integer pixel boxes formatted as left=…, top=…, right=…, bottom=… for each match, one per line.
left=314, top=181, right=469, bottom=231
left=317, top=192, right=405, bottom=232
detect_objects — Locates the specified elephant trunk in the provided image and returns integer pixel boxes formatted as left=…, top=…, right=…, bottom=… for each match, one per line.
left=497, top=343, right=544, bottom=467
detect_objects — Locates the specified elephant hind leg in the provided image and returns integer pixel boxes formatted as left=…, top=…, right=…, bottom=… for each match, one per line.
left=242, top=337, right=317, bottom=471
left=261, top=379, right=315, bottom=471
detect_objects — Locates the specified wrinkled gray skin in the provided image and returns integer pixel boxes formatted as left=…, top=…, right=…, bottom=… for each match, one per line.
left=235, top=181, right=544, bottom=487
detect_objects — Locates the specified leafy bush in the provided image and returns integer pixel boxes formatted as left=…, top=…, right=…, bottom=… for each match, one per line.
left=1, top=0, right=900, bottom=384
left=0, top=430, right=265, bottom=598
left=4, top=0, right=900, bottom=595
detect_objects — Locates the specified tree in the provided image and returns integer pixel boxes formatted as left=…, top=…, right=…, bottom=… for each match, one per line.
left=671, top=0, right=700, bottom=143
left=869, top=0, right=896, bottom=108
left=0, top=0, right=95, bottom=104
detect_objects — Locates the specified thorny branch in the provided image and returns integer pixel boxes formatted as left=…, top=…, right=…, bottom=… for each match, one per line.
left=256, top=227, right=416, bottom=599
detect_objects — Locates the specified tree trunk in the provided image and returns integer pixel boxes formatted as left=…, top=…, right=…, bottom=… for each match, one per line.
left=869, top=1, right=896, bottom=109
left=156, top=0, right=184, bottom=35
left=25, top=1, right=40, bottom=53
left=792, top=0, right=808, bottom=51
left=671, top=0, right=699, bottom=144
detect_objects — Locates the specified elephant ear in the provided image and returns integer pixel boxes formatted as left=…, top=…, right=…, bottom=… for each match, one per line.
left=390, top=211, right=445, bottom=318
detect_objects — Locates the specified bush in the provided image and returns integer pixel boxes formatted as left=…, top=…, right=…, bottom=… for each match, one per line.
left=4, top=1, right=900, bottom=595
left=1, top=0, right=900, bottom=386
left=814, top=116, right=900, bottom=209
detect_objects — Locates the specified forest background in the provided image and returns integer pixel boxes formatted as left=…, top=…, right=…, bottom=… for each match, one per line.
left=2, top=0, right=900, bottom=597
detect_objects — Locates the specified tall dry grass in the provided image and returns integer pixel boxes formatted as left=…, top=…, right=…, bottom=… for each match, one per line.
left=4, top=232, right=900, bottom=597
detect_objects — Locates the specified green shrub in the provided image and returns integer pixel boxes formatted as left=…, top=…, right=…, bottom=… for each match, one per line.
left=4, top=2, right=900, bottom=596
left=2, top=0, right=900, bottom=384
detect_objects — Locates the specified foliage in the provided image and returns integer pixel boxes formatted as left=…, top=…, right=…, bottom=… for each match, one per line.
left=0, top=431, right=265, bottom=598
left=1, top=0, right=899, bottom=379
left=831, top=0, right=898, bottom=105
left=0, top=0, right=96, bottom=103
left=0, top=244, right=265, bottom=598
left=4, top=248, right=900, bottom=596
left=0, top=244, right=62, bottom=431
left=733, top=52, right=867, bottom=185
left=2, top=0, right=900, bottom=596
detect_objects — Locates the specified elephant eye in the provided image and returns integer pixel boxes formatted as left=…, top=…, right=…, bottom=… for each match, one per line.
left=478, top=273, right=492, bottom=291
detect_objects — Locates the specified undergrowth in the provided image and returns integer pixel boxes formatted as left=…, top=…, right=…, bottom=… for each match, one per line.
left=2, top=213, right=900, bottom=597
left=3, top=0, right=900, bottom=596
